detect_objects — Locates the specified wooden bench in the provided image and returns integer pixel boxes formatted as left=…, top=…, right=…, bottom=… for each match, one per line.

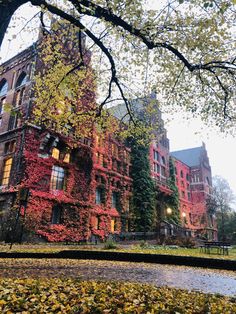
left=200, top=241, right=231, bottom=255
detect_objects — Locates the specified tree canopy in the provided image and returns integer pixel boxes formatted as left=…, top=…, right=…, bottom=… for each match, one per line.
left=0, top=0, right=236, bottom=134
left=207, top=175, right=235, bottom=240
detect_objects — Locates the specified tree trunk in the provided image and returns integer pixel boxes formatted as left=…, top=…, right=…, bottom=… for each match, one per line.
left=0, top=0, right=28, bottom=49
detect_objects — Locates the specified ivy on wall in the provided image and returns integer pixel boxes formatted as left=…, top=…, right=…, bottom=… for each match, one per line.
left=130, top=139, right=156, bottom=232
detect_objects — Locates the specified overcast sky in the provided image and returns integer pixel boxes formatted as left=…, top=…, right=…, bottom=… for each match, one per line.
left=1, top=3, right=236, bottom=201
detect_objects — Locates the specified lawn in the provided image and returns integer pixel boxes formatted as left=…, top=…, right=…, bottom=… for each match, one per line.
left=0, top=242, right=236, bottom=260
left=0, top=278, right=235, bottom=313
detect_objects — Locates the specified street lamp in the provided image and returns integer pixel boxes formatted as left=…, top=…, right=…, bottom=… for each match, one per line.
left=166, top=207, right=172, bottom=215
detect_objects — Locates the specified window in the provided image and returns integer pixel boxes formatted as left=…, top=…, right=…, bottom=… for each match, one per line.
left=192, top=173, right=200, bottom=183
left=14, top=88, right=25, bottom=107
left=112, top=191, right=119, bottom=208
left=153, top=163, right=160, bottom=173
left=50, top=166, right=66, bottom=190
left=94, top=216, right=101, bottom=230
left=181, top=180, right=184, bottom=188
left=160, top=166, right=166, bottom=177
left=63, top=153, right=70, bottom=163
left=52, top=148, right=60, bottom=160
left=8, top=111, right=20, bottom=130
left=4, top=141, right=16, bottom=154
left=0, top=97, right=6, bottom=114
left=95, top=187, right=105, bottom=204
left=15, top=72, right=27, bottom=88
left=111, top=219, right=115, bottom=233
left=186, top=173, right=190, bottom=181
left=51, top=205, right=62, bottom=224
left=153, top=150, right=159, bottom=161
left=0, top=79, right=8, bottom=97
left=161, top=156, right=166, bottom=165
left=1, top=158, right=13, bottom=185
left=181, top=191, right=185, bottom=198
left=180, top=170, right=183, bottom=178
left=111, top=218, right=117, bottom=233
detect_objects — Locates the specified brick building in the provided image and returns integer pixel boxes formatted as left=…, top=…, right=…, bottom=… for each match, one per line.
left=171, top=144, right=217, bottom=240
left=0, top=33, right=132, bottom=242
left=0, top=30, right=216, bottom=242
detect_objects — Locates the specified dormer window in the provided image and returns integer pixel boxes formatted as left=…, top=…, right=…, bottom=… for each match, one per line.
left=63, top=153, right=70, bottom=163
left=52, top=148, right=60, bottom=160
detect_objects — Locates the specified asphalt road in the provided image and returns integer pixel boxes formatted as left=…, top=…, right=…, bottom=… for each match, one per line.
left=0, top=258, right=235, bottom=296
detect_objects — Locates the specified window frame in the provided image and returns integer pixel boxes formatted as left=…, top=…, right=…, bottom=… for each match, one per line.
left=50, top=165, right=66, bottom=191
left=1, top=157, right=13, bottom=186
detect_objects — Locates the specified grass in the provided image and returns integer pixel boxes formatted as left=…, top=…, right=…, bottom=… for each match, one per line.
left=0, top=242, right=236, bottom=260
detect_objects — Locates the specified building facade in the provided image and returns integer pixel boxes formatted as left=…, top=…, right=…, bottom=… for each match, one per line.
left=0, top=34, right=133, bottom=242
left=0, top=33, right=216, bottom=242
left=171, top=144, right=217, bottom=240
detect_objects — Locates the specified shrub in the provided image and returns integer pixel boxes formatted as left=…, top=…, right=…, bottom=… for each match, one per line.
left=103, top=239, right=117, bottom=250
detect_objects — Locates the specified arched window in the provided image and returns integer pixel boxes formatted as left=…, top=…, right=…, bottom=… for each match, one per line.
left=0, top=79, right=8, bottom=96
left=15, top=72, right=27, bottom=88
left=180, top=170, right=184, bottom=178
left=13, top=72, right=27, bottom=108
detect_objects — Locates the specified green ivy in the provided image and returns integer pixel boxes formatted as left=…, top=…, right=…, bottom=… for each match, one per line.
left=129, top=139, right=156, bottom=232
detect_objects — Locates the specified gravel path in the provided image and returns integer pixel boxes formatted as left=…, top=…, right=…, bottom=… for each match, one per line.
left=0, top=258, right=235, bottom=296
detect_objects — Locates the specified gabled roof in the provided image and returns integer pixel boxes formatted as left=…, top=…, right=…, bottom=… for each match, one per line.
left=170, top=146, right=203, bottom=167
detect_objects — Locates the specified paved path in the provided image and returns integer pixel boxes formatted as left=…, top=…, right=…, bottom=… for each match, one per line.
left=0, top=259, right=235, bottom=296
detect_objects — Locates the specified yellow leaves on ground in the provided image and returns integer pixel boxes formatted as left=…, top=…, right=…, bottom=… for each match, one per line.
left=0, top=279, right=235, bottom=314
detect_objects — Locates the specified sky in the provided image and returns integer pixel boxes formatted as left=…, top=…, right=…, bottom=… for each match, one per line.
left=1, top=3, right=236, bottom=200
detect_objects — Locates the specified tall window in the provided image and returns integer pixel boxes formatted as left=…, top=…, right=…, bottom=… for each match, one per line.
left=95, top=187, right=105, bottom=205
left=111, top=218, right=117, bottom=233
left=153, top=150, right=159, bottom=161
left=153, top=163, right=160, bottom=173
left=14, top=88, right=25, bottom=107
left=0, top=97, right=6, bottom=114
left=50, top=166, right=65, bottom=190
left=8, top=111, right=20, bottom=130
left=1, top=158, right=13, bottom=185
left=51, top=205, right=62, bottom=224
left=15, top=72, right=27, bottom=88
left=112, top=191, right=119, bottom=208
left=0, top=79, right=8, bottom=97
left=161, top=156, right=166, bottom=165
